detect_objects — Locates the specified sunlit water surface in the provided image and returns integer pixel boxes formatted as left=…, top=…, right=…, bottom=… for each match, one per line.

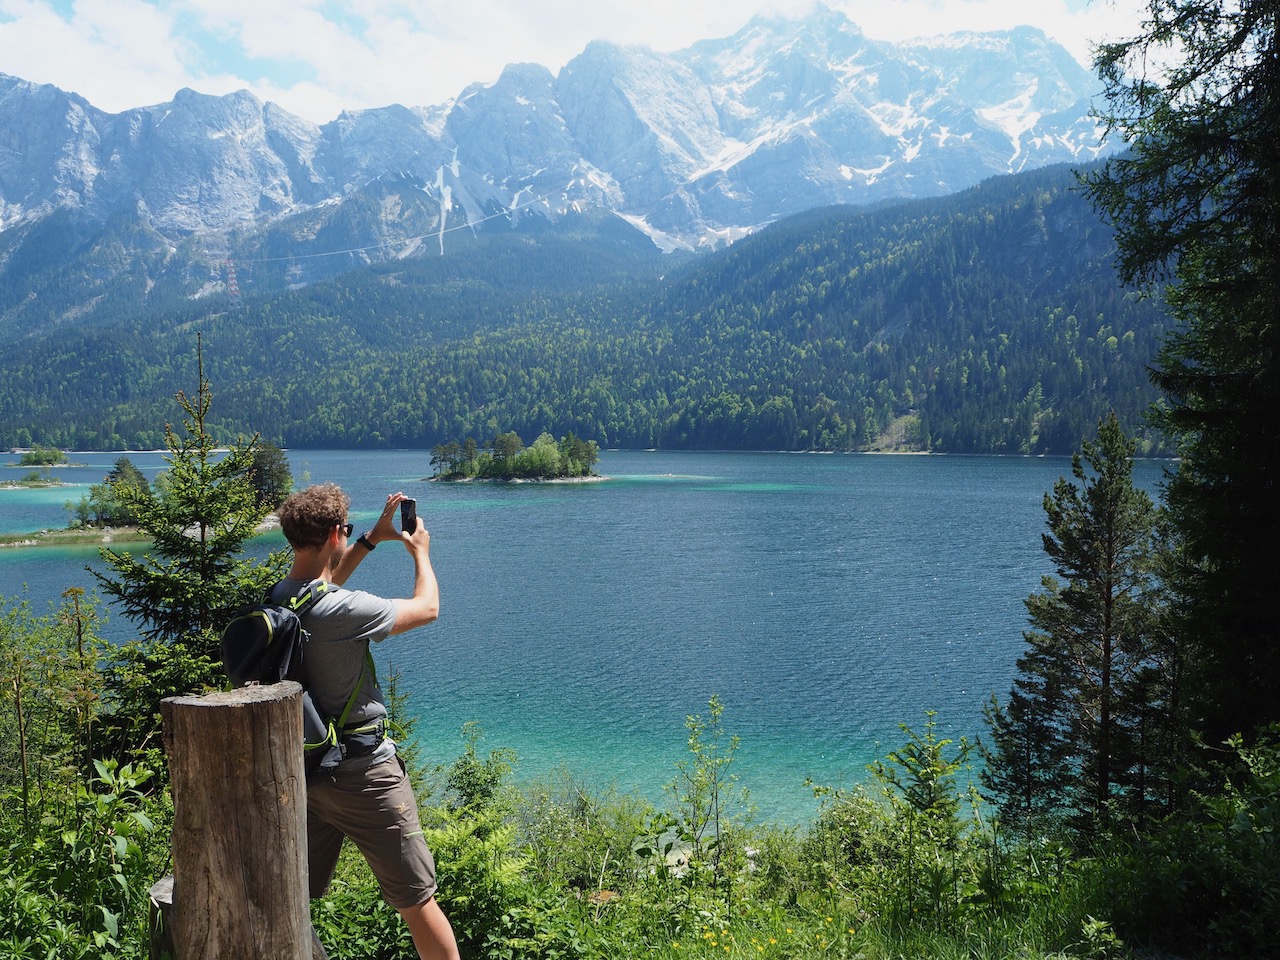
left=1, top=449, right=1166, bottom=823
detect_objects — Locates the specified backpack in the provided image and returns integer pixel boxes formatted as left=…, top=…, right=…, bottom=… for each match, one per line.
left=220, top=580, right=361, bottom=781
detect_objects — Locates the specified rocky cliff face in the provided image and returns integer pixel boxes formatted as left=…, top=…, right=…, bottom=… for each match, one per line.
left=0, top=4, right=1110, bottom=269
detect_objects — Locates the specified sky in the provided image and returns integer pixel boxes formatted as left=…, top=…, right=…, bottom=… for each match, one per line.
left=0, top=0, right=1149, bottom=124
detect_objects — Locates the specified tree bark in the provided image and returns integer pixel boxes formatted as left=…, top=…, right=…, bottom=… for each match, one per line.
left=161, top=682, right=310, bottom=960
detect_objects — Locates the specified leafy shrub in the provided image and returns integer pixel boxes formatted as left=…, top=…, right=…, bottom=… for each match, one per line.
left=0, top=761, right=164, bottom=960
left=516, top=769, right=653, bottom=893
left=311, top=875, right=416, bottom=960
left=1104, top=730, right=1280, bottom=957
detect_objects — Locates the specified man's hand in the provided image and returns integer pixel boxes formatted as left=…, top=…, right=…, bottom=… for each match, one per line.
left=370, top=492, right=409, bottom=545
left=391, top=506, right=439, bottom=634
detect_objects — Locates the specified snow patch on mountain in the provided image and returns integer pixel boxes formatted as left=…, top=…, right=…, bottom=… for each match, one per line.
left=0, top=2, right=1114, bottom=261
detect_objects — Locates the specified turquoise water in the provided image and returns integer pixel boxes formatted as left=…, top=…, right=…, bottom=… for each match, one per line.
left=1, top=450, right=1168, bottom=824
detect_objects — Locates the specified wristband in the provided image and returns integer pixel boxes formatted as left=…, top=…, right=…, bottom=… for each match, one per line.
left=356, top=533, right=376, bottom=551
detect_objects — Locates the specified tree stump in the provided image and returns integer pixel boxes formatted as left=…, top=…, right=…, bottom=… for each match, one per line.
left=161, top=682, right=310, bottom=960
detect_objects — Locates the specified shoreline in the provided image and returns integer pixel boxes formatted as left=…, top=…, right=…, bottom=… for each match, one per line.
left=425, top=474, right=610, bottom=484
left=0, top=480, right=67, bottom=489
left=0, top=526, right=148, bottom=549
left=1, top=516, right=280, bottom=550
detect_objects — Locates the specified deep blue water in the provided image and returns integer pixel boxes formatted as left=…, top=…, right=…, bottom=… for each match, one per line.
left=0, top=449, right=1167, bottom=824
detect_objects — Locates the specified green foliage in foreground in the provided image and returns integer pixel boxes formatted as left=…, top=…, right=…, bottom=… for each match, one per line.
left=307, top=713, right=1280, bottom=960
left=1, top=586, right=1276, bottom=960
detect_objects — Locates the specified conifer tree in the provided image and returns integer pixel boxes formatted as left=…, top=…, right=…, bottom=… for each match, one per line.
left=92, top=341, right=290, bottom=764
left=1082, top=0, right=1280, bottom=746
left=93, top=341, right=288, bottom=649
left=246, top=440, right=293, bottom=509
left=983, top=414, right=1169, bottom=834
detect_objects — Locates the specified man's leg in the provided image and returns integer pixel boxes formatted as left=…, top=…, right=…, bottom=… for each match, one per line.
left=305, top=793, right=346, bottom=900
left=397, top=896, right=459, bottom=960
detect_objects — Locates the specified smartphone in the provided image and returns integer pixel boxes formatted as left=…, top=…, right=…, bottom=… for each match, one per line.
left=400, top=498, right=417, bottom=536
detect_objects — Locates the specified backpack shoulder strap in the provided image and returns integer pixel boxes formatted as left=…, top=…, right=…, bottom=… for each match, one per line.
left=288, top=579, right=332, bottom=617
left=274, top=578, right=378, bottom=735
left=334, top=651, right=374, bottom=732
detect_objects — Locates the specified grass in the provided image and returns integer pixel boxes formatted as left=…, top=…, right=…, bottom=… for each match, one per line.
left=0, top=526, right=149, bottom=547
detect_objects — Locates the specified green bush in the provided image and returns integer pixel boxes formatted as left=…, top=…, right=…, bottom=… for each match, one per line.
left=1103, top=730, right=1280, bottom=957
left=0, top=761, right=165, bottom=960
left=311, top=875, right=415, bottom=960
left=516, top=770, right=654, bottom=894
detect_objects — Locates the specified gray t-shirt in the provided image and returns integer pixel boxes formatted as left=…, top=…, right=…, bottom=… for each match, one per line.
left=272, top=578, right=398, bottom=764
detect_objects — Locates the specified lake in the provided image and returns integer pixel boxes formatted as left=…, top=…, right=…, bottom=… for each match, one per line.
left=0, top=449, right=1167, bottom=824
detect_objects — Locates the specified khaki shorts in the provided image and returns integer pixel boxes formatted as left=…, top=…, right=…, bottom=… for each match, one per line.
left=307, top=755, right=438, bottom=909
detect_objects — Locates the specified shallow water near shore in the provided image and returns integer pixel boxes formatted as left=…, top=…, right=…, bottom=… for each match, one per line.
left=0, top=449, right=1167, bottom=825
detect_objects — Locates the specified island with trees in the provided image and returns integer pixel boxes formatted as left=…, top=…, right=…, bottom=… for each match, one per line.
left=1, top=445, right=72, bottom=488
left=429, top=431, right=601, bottom=482
left=60, top=441, right=291, bottom=533
left=0, top=430, right=292, bottom=548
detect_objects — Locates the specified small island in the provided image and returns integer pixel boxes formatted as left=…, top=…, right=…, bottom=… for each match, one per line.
left=2, top=444, right=72, bottom=486
left=429, top=431, right=602, bottom=482
left=3, top=442, right=294, bottom=548
left=0, top=473, right=65, bottom=489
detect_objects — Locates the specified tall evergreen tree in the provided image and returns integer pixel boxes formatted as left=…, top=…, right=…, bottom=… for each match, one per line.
left=981, top=674, right=1071, bottom=837
left=246, top=440, right=293, bottom=509
left=91, top=342, right=290, bottom=765
left=96, top=457, right=151, bottom=526
left=1083, top=0, right=1280, bottom=745
left=93, top=343, right=288, bottom=649
left=983, top=414, right=1169, bottom=833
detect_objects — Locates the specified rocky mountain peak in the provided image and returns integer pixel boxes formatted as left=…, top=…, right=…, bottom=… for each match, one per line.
left=0, top=7, right=1114, bottom=285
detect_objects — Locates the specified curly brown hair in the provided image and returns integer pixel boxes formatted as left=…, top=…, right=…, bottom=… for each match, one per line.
left=276, top=483, right=350, bottom=549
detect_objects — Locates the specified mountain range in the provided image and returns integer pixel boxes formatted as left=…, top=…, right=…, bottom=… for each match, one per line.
left=0, top=3, right=1109, bottom=310
left=0, top=7, right=1160, bottom=457
left=0, top=161, right=1169, bottom=456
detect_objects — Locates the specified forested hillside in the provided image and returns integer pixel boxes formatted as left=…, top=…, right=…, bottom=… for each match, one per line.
left=0, top=162, right=1171, bottom=453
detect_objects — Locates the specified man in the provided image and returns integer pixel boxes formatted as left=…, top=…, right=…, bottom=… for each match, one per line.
left=273, top=483, right=459, bottom=960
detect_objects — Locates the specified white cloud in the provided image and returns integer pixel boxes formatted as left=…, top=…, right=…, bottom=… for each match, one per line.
left=0, top=0, right=193, bottom=109
left=0, top=0, right=1147, bottom=122
left=845, top=0, right=1146, bottom=63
